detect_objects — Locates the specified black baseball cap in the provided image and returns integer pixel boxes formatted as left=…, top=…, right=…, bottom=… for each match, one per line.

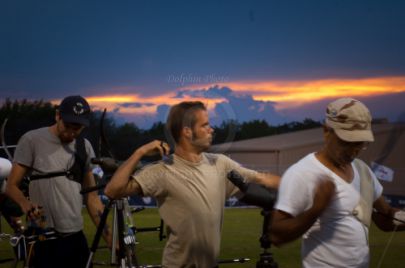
left=58, top=95, right=91, bottom=127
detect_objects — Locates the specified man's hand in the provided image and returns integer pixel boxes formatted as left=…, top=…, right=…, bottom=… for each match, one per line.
left=105, top=140, right=169, bottom=200
left=311, top=178, right=335, bottom=214
left=25, top=203, right=43, bottom=221
left=137, top=140, right=170, bottom=158
left=271, top=178, right=335, bottom=246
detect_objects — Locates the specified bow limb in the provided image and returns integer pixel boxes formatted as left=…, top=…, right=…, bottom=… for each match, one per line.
left=1, top=118, right=13, bottom=161
left=99, top=108, right=115, bottom=159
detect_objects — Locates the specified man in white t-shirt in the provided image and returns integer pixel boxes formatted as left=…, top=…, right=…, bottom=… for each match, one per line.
left=271, top=98, right=405, bottom=268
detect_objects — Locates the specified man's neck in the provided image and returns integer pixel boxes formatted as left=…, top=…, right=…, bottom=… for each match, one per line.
left=315, top=150, right=353, bottom=182
left=49, top=124, right=58, bottom=136
left=48, top=124, right=71, bottom=144
left=174, top=146, right=203, bottom=163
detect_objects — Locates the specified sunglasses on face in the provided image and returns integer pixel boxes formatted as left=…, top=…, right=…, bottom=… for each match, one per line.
left=335, top=137, right=369, bottom=151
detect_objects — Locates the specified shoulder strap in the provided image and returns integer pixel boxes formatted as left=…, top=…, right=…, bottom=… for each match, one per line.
left=352, top=159, right=374, bottom=227
left=30, top=137, right=88, bottom=184
left=30, top=171, right=70, bottom=181
left=68, top=136, right=87, bottom=184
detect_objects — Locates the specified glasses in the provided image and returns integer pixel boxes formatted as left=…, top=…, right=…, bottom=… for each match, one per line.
left=327, top=127, right=370, bottom=151
left=335, top=136, right=369, bottom=151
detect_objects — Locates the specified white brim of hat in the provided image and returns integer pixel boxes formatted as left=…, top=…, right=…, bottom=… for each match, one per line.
left=334, top=128, right=374, bottom=142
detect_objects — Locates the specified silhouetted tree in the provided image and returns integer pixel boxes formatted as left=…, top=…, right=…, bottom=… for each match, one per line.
left=0, top=99, right=322, bottom=160
left=213, top=120, right=239, bottom=144
left=0, top=99, right=55, bottom=150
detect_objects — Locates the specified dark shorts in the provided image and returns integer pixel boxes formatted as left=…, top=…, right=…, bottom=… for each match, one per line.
left=31, top=230, right=89, bottom=268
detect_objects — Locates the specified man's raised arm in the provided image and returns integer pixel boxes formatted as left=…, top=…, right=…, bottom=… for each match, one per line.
left=104, top=140, right=170, bottom=199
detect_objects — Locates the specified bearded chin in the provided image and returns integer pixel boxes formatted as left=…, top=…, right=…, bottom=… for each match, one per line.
left=191, top=137, right=210, bottom=151
left=60, top=135, right=74, bottom=144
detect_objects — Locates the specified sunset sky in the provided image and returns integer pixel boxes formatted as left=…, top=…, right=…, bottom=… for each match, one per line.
left=2, top=0, right=405, bottom=128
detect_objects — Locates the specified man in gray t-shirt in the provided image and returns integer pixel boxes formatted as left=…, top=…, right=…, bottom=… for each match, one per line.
left=6, top=95, right=112, bottom=268
left=105, top=101, right=280, bottom=268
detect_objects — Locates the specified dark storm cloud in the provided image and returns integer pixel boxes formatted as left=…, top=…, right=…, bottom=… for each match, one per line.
left=2, top=0, right=405, bottom=130
left=156, top=104, right=171, bottom=123
left=2, top=0, right=405, bottom=99
left=174, top=86, right=233, bottom=99
left=174, top=86, right=286, bottom=125
left=120, top=102, right=154, bottom=108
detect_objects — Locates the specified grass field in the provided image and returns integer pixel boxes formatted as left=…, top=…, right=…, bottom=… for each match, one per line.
left=1, top=207, right=405, bottom=267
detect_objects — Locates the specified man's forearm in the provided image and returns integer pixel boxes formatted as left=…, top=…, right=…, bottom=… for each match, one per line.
left=86, top=193, right=113, bottom=247
left=271, top=208, right=321, bottom=246
left=104, top=149, right=143, bottom=199
left=256, top=172, right=280, bottom=189
left=5, top=164, right=32, bottom=213
left=6, top=184, right=31, bottom=213
left=372, top=208, right=405, bottom=232
left=373, top=197, right=405, bottom=231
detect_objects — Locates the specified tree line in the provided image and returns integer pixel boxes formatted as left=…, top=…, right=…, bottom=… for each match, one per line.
left=0, top=99, right=321, bottom=160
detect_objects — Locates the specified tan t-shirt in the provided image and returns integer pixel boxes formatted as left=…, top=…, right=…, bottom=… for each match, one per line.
left=131, top=153, right=257, bottom=268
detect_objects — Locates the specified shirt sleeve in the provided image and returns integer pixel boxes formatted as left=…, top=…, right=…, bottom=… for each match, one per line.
left=220, top=154, right=258, bottom=181
left=131, top=162, right=167, bottom=198
left=219, top=154, right=258, bottom=198
left=275, top=166, right=313, bottom=217
left=84, top=138, right=96, bottom=173
left=13, top=132, right=35, bottom=168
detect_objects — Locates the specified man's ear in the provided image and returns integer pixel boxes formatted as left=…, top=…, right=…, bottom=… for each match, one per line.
left=182, top=126, right=192, bottom=139
left=322, top=124, right=328, bottom=133
left=323, top=125, right=333, bottom=139
left=55, top=110, right=61, bottom=122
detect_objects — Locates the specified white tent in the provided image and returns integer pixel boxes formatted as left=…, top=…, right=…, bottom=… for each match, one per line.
left=211, top=123, right=405, bottom=199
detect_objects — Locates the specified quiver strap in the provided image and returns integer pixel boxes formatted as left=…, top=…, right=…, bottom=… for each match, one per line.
left=352, top=159, right=374, bottom=227
left=29, top=137, right=87, bottom=184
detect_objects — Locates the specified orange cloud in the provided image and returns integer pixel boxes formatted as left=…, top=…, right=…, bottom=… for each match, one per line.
left=215, top=76, right=405, bottom=107
left=66, top=93, right=225, bottom=115
left=182, top=76, right=405, bottom=108
left=52, top=76, right=405, bottom=116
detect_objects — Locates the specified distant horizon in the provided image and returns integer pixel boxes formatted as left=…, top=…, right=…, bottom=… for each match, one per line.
left=1, top=92, right=402, bottom=131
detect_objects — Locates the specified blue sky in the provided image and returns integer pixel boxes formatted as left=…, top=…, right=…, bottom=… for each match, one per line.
left=2, top=0, right=405, bottom=128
